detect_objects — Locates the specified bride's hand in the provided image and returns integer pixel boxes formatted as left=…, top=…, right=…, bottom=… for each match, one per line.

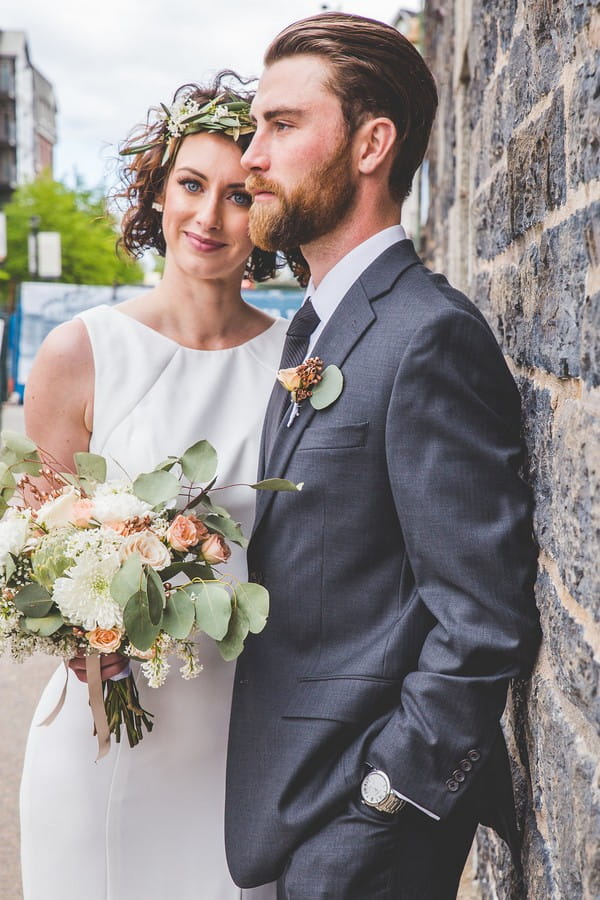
left=68, top=652, right=129, bottom=683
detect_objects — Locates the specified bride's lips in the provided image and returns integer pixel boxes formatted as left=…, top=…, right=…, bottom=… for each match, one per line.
left=184, top=232, right=227, bottom=252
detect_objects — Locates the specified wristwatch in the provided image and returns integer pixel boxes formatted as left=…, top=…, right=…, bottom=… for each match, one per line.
left=360, top=768, right=406, bottom=815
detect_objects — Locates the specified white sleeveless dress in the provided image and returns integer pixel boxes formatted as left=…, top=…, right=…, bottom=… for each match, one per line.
left=19, top=305, right=287, bottom=900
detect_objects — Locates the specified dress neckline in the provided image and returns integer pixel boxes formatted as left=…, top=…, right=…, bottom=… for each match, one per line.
left=104, top=304, right=284, bottom=354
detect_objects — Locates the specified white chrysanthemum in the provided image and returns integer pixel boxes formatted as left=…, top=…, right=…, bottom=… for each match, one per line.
left=0, top=508, right=33, bottom=569
left=52, top=548, right=123, bottom=630
left=91, top=482, right=153, bottom=524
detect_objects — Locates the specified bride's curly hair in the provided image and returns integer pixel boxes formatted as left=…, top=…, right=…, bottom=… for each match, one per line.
left=114, top=71, right=287, bottom=284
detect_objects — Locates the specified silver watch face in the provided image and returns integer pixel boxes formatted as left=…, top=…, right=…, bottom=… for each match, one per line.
left=361, top=770, right=390, bottom=806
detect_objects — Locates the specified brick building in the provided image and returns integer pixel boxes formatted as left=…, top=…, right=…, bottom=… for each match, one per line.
left=422, top=1, right=600, bottom=896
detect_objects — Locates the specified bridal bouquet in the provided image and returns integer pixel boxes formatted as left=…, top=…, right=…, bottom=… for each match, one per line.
left=0, top=430, right=299, bottom=753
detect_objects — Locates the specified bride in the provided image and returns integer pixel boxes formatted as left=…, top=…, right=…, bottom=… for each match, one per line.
left=19, top=76, right=288, bottom=899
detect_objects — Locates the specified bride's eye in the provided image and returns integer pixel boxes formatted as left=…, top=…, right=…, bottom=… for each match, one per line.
left=230, top=191, right=252, bottom=207
left=178, top=178, right=202, bottom=193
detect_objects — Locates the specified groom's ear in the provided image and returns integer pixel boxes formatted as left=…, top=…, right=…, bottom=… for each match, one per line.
left=355, top=118, right=397, bottom=177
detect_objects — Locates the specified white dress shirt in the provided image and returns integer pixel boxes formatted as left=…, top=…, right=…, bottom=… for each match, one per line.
left=305, top=224, right=407, bottom=357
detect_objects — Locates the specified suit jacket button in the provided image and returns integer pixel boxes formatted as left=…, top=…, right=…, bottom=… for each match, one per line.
left=446, top=779, right=459, bottom=792
left=452, top=769, right=466, bottom=782
left=460, top=759, right=473, bottom=772
left=468, top=749, right=481, bottom=762
left=249, top=571, right=263, bottom=584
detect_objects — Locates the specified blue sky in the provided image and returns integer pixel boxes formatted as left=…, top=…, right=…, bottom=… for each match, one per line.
left=2, top=0, right=421, bottom=190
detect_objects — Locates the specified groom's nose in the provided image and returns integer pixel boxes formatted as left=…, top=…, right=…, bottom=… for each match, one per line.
left=241, top=132, right=269, bottom=173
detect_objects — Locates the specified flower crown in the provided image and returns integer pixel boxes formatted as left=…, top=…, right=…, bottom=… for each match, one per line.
left=120, top=94, right=255, bottom=165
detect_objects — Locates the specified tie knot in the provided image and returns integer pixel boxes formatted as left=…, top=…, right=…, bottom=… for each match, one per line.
left=287, top=298, right=320, bottom=339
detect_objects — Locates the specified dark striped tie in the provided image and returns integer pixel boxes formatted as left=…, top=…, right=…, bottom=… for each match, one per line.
left=263, top=298, right=320, bottom=458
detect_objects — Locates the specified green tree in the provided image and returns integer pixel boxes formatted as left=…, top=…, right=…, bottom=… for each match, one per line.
left=0, top=172, right=144, bottom=289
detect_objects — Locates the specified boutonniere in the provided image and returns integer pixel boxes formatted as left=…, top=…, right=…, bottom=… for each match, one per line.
left=277, top=357, right=344, bottom=426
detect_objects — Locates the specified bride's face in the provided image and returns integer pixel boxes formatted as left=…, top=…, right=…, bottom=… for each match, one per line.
left=160, top=132, right=254, bottom=281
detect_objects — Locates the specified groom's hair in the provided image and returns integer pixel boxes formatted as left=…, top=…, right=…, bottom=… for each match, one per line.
left=264, top=13, right=438, bottom=204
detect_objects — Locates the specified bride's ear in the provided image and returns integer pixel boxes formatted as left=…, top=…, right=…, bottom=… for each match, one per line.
left=356, top=118, right=397, bottom=176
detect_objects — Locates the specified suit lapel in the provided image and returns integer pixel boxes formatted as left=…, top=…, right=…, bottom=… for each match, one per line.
left=253, top=240, right=421, bottom=534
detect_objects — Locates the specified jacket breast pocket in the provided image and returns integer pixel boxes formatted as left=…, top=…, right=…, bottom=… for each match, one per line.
left=299, top=421, right=369, bottom=451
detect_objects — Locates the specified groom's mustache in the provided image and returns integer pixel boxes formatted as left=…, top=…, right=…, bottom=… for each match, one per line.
left=245, top=175, right=284, bottom=201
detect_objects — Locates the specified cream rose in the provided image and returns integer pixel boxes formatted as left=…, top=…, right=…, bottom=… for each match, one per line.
left=86, top=626, right=124, bottom=653
left=36, top=487, right=80, bottom=530
left=277, top=367, right=302, bottom=392
left=72, top=499, right=94, bottom=527
left=201, top=533, right=231, bottom=565
left=119, top=531, right=171, bottom=570
left=167, top=514, right=207, bottom=551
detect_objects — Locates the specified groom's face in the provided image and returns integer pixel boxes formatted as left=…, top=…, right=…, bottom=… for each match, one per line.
left=243, top=55, right=358, bottom=251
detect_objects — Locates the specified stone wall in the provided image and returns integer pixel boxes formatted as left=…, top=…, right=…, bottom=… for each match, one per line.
left=422, top=1, right=600, bottom=897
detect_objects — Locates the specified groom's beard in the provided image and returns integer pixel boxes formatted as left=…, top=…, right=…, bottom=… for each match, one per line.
left=246, top=138, right=357, bottom=252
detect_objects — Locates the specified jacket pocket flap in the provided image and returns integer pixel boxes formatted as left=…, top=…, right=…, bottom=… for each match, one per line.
left=282, top=675, right=397, bottom=723
left=299, top=422, right=369, bottom=451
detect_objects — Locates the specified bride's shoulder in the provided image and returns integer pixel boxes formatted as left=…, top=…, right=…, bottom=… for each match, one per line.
left=34, top=318, right=93, bottom=372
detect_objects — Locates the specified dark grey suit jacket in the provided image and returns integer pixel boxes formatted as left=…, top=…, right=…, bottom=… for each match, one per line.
left=225, top=240, right=540, bottom=887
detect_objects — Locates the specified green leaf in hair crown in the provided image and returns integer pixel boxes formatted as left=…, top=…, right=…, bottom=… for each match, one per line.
left=120, top=94, right=255, bottom=164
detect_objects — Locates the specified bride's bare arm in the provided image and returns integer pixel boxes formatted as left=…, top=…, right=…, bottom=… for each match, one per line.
left=24, top=319, right=127, bottom=681
left=24, top=318, right=94, bottom=466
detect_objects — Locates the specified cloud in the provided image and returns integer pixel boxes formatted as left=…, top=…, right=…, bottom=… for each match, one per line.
left=3, top=0, right=420, bottom=188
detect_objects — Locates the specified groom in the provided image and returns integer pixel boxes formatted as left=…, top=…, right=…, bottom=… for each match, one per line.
left=226, top=13, right=540, bottom=898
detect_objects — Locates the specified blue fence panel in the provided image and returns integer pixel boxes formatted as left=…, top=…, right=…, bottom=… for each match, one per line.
left=9, top=282, right=303, bottom=401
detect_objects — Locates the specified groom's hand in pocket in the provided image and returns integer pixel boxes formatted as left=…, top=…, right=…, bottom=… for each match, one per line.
left=68, top=651, right=129, bottom=682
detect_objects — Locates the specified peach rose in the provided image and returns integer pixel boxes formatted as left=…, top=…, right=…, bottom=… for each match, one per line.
left=277, top=367, right=303, bottom=393
left=167, top=514, right=207, bottom=551
left=120, top=531, right=171, bottom=570
left=72, top=499, right=94, bottom=527
left=201, top=533, right=231, bottom=565
left=86, top=626, right=123, bottom=653
left=104, top=520, right=128, bottom=535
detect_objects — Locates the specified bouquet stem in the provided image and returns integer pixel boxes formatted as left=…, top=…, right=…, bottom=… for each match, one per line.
left=103, top=674, right=154, bottom=748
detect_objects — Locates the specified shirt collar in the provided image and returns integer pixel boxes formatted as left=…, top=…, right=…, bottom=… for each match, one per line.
left=305, top=224, right=407, bottom=329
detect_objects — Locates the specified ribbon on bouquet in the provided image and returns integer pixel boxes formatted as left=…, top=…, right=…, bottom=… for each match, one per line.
left=37, top=653, right=111, bottom=760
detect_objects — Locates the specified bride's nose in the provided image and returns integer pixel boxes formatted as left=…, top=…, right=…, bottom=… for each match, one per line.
left=195, top=192, right=222, bottom=231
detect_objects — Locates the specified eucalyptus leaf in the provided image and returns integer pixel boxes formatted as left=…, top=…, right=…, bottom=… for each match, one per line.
left=217, top=606, right=250, bottom=661
left=310, top=365, right=344, bottom=410
left=146, top=567, right=166, bottom=626
left=154, top=456, right=179, bottom=472
left=73, top=452, right=107, bottom=483
left=180, top=440, right=218, bottom=484
left=203, top=514, right=248, bottom=549
left=22, top=612, right=64, bottom=637
left=251, top=478, right=303, bottom=492
left=162, top=589, right=196, bottom=639
left=14, top=583, right=54, bottom=618
left=188, top=581, right=232, bottom=640
left=160, top=561, right=213, bottom=582
left=133, top=470, right=180, bottom=507
left=0, top=462, right=16, bottom=491
left=1, top=430, right=38, bottom=457
left=234, top=582, right=269, bottom=634
left=15, top=460, right=44, bottom=476
left=123, top=579, right=161, bottom=651
left=110, top=553, right=144, bottom=609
